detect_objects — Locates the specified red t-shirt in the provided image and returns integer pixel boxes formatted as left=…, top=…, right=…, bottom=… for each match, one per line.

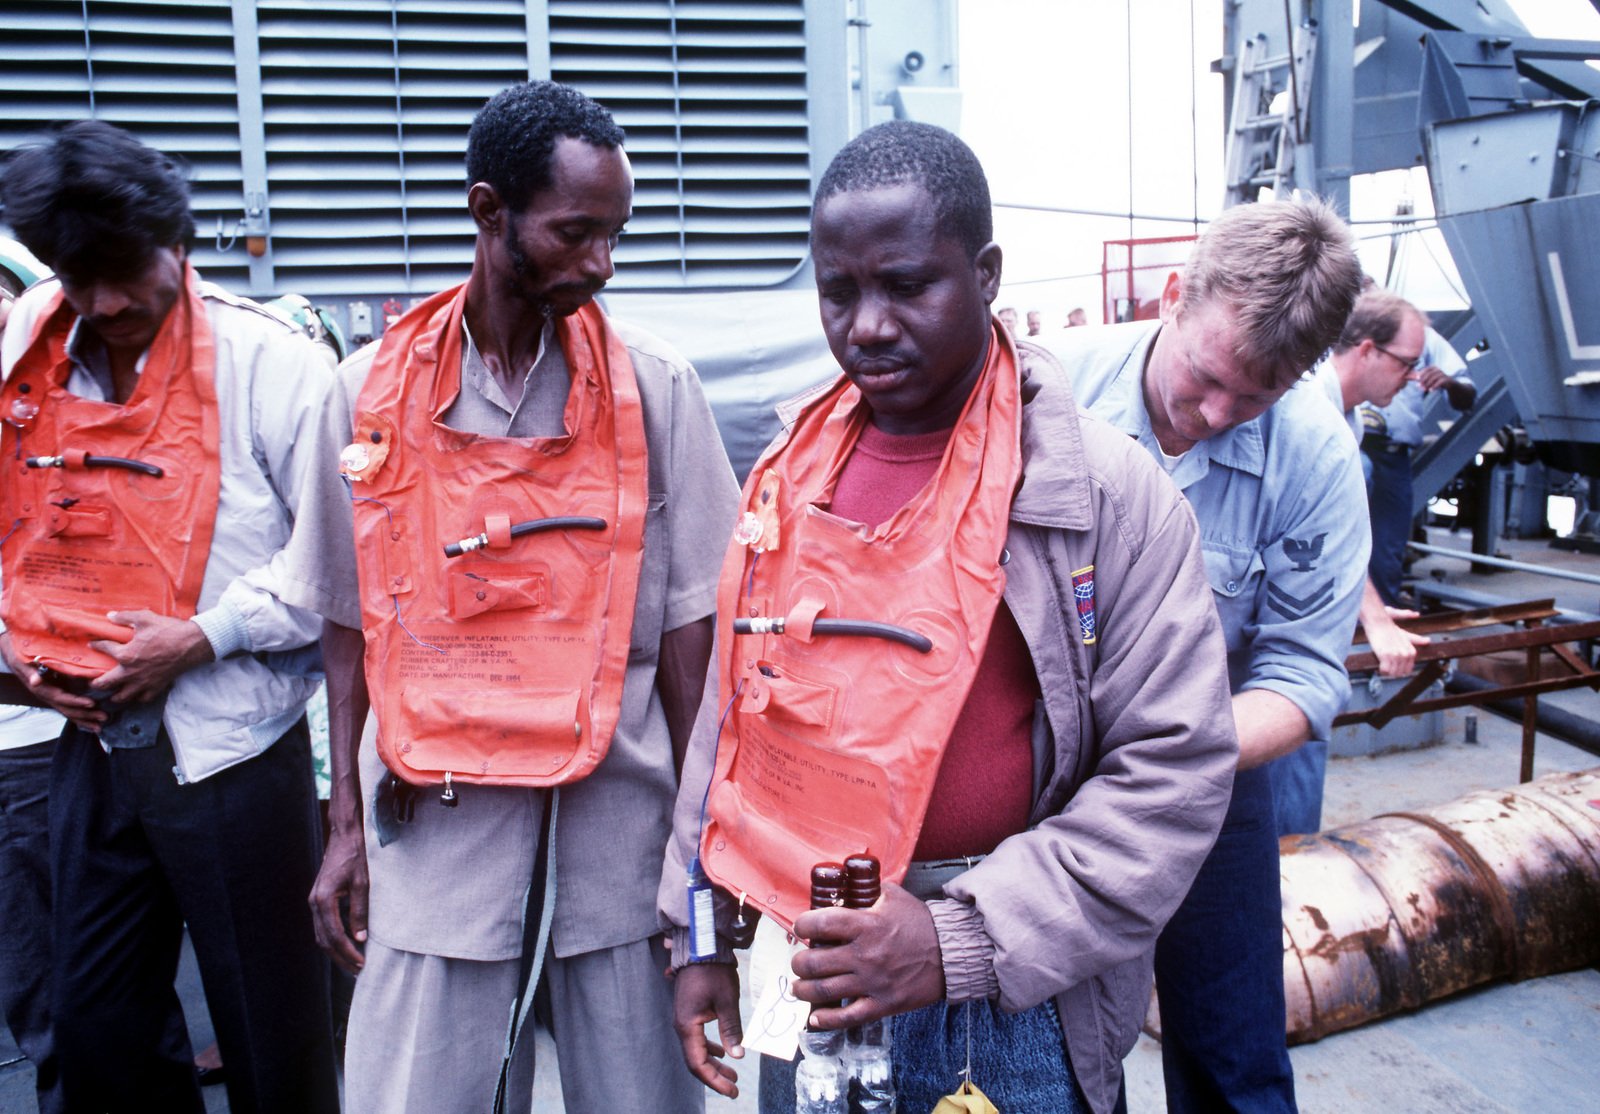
left=829, top=420, right=1039, bottom=860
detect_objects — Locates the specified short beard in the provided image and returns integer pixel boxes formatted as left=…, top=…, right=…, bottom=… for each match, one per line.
left=503, top=222, right=553, bottom=317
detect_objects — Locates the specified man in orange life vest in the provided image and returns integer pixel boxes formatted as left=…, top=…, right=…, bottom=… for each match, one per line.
left=293, top=82, right=739, bottom=1113
left=0, top=122, right=341, bottom=1113
left=660, top=122, right=1237, bottom=1114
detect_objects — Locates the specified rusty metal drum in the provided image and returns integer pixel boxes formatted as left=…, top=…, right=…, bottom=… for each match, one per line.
left=1280, top=767, right=1600, bottom=1043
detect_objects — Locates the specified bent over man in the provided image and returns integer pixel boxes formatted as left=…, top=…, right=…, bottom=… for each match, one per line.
left=1362, top=295, right=1476, bottom=607
left=0, top=122, right=341, bottom=1114
left=1047, top=200, right=1366, bottom=1113
left=662, top=121, right=1237, bottom=1114
left=295, top=82, right=739, bottom=1113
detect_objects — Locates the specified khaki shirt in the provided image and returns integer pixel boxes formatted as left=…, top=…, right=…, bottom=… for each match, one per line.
left=285, top=313, right=739, bottom=959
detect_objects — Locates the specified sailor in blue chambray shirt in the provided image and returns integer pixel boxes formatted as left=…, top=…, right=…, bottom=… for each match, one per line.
left=1047, top=320, right=1368, bottom=735
left=1029, top=196, right=1366, bottom=1114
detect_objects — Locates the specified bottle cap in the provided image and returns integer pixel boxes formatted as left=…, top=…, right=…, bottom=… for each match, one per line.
left=810, top=862, right=846, bottom=909
left=844, top=854, right=881, bottom=908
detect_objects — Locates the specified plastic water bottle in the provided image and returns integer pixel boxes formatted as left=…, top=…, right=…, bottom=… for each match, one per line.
left=796, top=863, right=847, bottom=1114
left=842, top=855, right=895, bottom=1114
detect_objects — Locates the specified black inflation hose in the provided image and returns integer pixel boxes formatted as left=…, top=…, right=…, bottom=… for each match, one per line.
left=443, top=515, right=607, bottom=558
left=732, top=615, right=933, bottom=654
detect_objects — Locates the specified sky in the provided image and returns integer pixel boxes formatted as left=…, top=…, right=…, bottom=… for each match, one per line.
left=957, top=0, right=1600, bottom=328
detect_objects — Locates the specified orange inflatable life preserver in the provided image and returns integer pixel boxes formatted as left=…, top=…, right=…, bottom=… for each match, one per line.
left=344, top=285, right=648, bottom=789
left=0, top=270, right=221, bottom=678
left=698, top=325, right=1023, bottom=929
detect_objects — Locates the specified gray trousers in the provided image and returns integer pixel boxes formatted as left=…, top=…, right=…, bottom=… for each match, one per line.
left=0, top=741, right=62, bottom=1114
left=344, top=935, right=704, bottom=1114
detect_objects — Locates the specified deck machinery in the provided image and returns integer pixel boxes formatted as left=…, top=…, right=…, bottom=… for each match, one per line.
left=1222, top=0, right=1600, bottom=552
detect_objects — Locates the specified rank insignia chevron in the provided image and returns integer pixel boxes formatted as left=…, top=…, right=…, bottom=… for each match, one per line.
left=1265, top=578, right=1334, bottom=621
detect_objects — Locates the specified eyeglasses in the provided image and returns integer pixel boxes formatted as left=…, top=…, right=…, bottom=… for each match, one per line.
left=1373, top=342, right=1423, bottom=372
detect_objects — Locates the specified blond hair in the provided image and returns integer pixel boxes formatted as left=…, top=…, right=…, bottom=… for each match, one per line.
left=1180, top=198, right=1361, bottom=387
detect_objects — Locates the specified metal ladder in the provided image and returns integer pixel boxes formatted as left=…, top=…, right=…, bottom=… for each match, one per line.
left=1224, top=23, right=1318, bottom=207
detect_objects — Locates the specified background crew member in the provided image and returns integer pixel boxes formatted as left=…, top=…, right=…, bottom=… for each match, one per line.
left=1271, top=287, right=1435, bottom=834
left=1360, top=289, right=1477, bottom=606
left=1046, top=199, right=1366, bottom=1113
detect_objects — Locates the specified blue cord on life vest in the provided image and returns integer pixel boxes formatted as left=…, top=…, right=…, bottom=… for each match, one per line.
left=351, top=493, right=446, bottom=655
left=686, top=547, right=763, bottom=918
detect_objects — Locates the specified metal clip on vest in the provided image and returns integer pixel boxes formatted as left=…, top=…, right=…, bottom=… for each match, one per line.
left=443, top=515, right=608, bottom=558
left=440, top=770, right=458, bottom=808
left=26, top=453, right=165, bottom=478
left=732, top=616, right=933, bottom=654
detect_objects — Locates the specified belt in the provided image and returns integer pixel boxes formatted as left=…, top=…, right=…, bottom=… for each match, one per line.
left=902, top=855, right=986, bottom=901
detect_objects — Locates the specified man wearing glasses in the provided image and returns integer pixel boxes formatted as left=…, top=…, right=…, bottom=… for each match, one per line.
left=1311, top=287, right=1429, bottom=437
left=1358, top=292, right=1478, bottom=609
left=1278, top=288, right=1437, bottom=837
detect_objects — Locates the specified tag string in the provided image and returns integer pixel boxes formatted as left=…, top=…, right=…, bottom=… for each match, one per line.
left=962, top=999, right=974, bottom=1083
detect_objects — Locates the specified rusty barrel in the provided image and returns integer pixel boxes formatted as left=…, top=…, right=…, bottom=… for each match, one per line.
left=1280, top=766, right=1600, bottom=1043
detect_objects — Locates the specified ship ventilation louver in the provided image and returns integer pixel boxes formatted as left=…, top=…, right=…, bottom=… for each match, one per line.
left=548, top=0, right=812, bottom=288
left=0, top=0, right=249, bottom=290
left=0, top=0, right=812, bottom=296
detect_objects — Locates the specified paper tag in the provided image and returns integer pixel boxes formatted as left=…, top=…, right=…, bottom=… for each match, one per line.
left=742, top=914, right=808, bottom=1060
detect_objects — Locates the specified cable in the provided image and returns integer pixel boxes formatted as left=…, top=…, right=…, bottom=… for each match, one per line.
left=1126, top=0, right=1136, bottom=243
left=732, top=616, right=934, bottom=654
left=443, top=515, right=607, bottom=558
left=1191, top=0, right=1201, bottom=228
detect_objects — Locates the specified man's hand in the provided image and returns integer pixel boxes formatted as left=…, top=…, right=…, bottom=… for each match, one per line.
left=0, top=630, right=106, bottom=729
left=1415, top=364, right=1477, bottom=411
left=790, top=882, right=944, bottom=1029
left=1365, top=606, right=1430, bottom=677
left=673, top=962, right=744, bottom=1098
left=1415, top=365, right=1452, bottom=392
left=308, top=822, right=369, bottom=974
left=88, top=610, right=214, bottom=704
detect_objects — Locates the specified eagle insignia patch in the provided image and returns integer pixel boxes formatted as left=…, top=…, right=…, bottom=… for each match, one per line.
left=1282, top=533, right=1326, bottom=573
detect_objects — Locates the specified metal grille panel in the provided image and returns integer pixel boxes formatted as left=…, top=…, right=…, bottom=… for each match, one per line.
left=0, top=0, right=250, bottom=288
left=1, top=0, right=815, bottom=296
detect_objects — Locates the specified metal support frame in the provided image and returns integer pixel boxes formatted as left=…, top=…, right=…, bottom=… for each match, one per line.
left=1337, top=600, right=1600, bottom=782
left=1411, top=375, right=1517, bottom=518
left=1408, top=541, right=1600, bottom=587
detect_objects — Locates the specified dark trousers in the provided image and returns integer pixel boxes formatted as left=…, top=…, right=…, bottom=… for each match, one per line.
left=50, top=721, right=339, bottom=1114
left=0, top=740, right=63, bottom=1114
left=1364, top=441, right=1414, bottom=606
left=1154, top=766, right=1297, bottom=1113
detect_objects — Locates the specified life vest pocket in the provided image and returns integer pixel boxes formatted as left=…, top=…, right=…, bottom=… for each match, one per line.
left=446, top=565, right=552, bottom=620
left=739, top=663, right=837, bottom=730
left=45, top=502, right=112, bottom=538
left=705, top=751, right=894, bottom=926
left=395, top=685, right=588, bottom=783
